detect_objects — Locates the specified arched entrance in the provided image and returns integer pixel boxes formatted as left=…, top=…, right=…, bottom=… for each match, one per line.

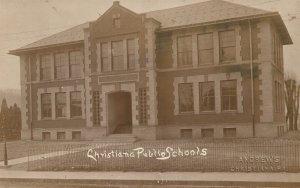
left=107, top=91, right=132, bottom=134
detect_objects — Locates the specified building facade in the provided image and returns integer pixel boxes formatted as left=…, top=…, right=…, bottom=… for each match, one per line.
left=10, top=0, right=292, bottom=140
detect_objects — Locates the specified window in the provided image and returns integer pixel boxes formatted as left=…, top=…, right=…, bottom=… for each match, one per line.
left=177, top=36, right=192, bottom=67
left=127, top=39, right=135, bottom=70
left=199, top=82, right=215, bottom=111
left=54, top=53, right=67, bottom=79
left=42, top=132, right=51, bottom=141
left=41, top=93, right=52, bottom=119
left=113, top=18, right=120, bottom=28
left=57, top=132, right=65, bottom=140
left=55, top=92, right=66, bottom=118
left=72, top=131, right=81, bottom=140
left=178, top=83, right=194, bottom=113
left=223, top=128, right=236, bottom=138
left=198, top=33, right=213, bottom=65
left=274, top=80, right=283, bottom=113
left=273, top=33, right=283, bottom=70
left=70, top=51, right=83, bottom=78
left=221, top=80, right=237, bottom=111
left=219, top=30, right=236, bottom=62
left=40, top=55, right=51, bottom=80
left=201, top=128, right=214, bottom=138
left=112, top=41, right=124, bottom=71
left=180, top=129, right=193, bottom=139
left=70, top=91, right=82, bottom=117
left=101, top=43, right=109, bottom=72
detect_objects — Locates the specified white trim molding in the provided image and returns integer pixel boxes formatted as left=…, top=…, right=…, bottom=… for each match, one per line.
left=37, top=85, right=85, bottom=120
left=100, top=82, right=139, bottom=127
left=173, top=72, right=243, bottom=115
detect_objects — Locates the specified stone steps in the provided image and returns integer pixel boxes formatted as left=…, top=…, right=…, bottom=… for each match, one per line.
left=113, top=125, right=132, bottom=134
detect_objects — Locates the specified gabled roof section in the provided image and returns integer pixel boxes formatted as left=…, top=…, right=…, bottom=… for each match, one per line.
left=10, top=0, right=292, bottom=55
left=145, top=0, right=269, bottom=28
left=10, top=22, right=89, bottom=54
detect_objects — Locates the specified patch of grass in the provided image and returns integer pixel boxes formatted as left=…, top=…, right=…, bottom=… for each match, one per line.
left=27, top=138, right=300, bottom=172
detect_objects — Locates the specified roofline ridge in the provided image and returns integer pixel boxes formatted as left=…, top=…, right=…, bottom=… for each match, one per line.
left=144, top=0, right=270, bottom=15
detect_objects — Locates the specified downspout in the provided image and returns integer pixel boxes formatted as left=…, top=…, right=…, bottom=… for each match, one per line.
left=28, top=55, right=33, bottom=140
left=248, top=20, right=255, bottom=137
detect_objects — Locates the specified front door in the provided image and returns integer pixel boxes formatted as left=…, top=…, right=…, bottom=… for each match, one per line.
left=107, top=91, right=132, bottom=134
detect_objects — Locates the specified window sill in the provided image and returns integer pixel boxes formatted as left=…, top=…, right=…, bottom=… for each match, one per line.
left=40, top=118, right=52, bottom=121
left=198, top=62, right=214, bottom=66
left=70, top=116, right=83, bottom=120
left=29, top=77, right=84, bottom=84
left=178, top=65, right=193, bottom=68
left=55, top=117, right=67, bottom=120
left=199, top=111, right=216, bottom=114
left=177, top=112, right=194, bottom=115
left=221, top=110, right=238, bottom=114
left=220, top=61, right=236, bottom=64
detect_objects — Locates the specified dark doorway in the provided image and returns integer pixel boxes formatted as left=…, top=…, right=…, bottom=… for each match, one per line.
left=107, top=91, right=132, bottom=134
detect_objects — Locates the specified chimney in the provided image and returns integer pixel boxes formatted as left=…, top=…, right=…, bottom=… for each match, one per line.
left=113, top=1, right=120, bottom=6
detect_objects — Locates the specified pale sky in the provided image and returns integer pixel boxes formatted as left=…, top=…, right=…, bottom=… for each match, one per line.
left=0, top=0, right=299, bottom=90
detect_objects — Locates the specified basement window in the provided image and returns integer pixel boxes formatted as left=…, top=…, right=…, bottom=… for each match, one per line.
left=42, top=132, right=51, bottom=141
left=72, top=131, right=81, bottom=140
left=57, top=132, right=66, bottom=140
left=180, top=129, right=193, bottom=139
left=223, top=128, right=236, bottom=138
left=201, top=128, right=214, bottom=138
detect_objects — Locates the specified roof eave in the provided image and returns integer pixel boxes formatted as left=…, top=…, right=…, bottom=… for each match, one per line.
left=9, top=40, right=84, bottom=56
left=156, top=12, right=293, bottom=45
left=271, top=13, right=293, bottom=45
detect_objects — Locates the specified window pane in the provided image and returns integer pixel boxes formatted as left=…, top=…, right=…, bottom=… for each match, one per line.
left=198, top=33, right=213, bottom=64
left=219, top=30, right=236, bottom=62
left=199, top=50, right=213, bottom=65
left=198, top=33, right=213, bottom=50
left=102, top=58, right=109, bottom=72
left=112, top=41, right=123, bottom=55
left=40, top=55, right=51, bottom=80
left=112, top=41, right=124, bottom=71
left=220, top=47, right=236, bottom=62
left=200, top=82, right=215, bottom=111
left=70, top=51, right=82, bottom=78
left=71, top=91, right=82, bottom=117
left=220, top=31, right=235, bottom=47
left=112, top=56, right=124, bottom=71
left=128, top=54, right=135, bottom=70
left=178, top=36, right=192, bottom=52
left=55, top=53, right=67, bottom=79
left=178, top=83, right=194, bottom=113
left=178, top=52, right=192, bottom=67
left=113, top=18, right=120, bottom=28
left=127, top=39, right=135, bottom=69
left=177, top=36, right=192, bottom=66
left=41, top=93, right=51, bottom=118
left=221, top=80, right=237, bottom=111
left=101, top=43, right=109, bottom=71
left=55, top=92, right=66, bottom=118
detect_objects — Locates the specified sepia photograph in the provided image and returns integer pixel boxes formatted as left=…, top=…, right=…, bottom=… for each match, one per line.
left=0, top=0, right=300, bottom=187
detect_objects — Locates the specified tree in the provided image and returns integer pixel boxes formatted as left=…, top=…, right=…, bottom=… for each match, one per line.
left=0, top=98, right=9, bottom=141
left=0, top=99, right=21, bottom=140
left=285, top=76, right=300, bottom=131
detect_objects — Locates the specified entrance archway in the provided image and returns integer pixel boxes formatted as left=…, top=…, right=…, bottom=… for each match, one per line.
left=107, top=91, right=132, bottom=134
